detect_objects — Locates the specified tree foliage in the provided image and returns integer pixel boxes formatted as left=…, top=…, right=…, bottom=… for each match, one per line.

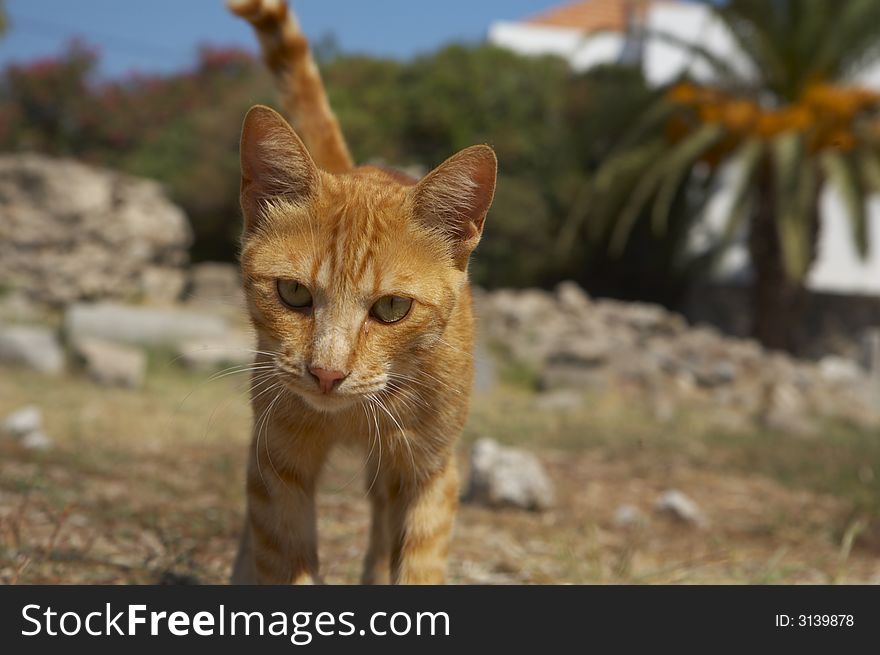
left=0, top=39, right=657, bottom=293
left=577, top=0, right=880, bottom=349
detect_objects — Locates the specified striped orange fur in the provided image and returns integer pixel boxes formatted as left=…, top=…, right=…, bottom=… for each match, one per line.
left=229, top=2, right=496, bottom=585
left=227, top=0, right=353, bottom=173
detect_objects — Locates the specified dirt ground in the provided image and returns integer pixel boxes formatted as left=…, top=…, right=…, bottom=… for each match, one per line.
left=2, top=362, right=879, bottom=585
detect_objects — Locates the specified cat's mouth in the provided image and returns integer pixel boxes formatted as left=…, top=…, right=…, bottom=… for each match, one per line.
left=269, top=361, right=388, bottom=412
left=296, top=389, right=358, bottom=412
left=280, top=375, right=379, bottom=413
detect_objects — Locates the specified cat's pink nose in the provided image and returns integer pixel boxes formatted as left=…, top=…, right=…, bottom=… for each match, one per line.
left=309, top=367, right=347, bottom=394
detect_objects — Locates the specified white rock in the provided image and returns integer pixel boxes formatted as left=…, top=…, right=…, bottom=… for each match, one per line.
left=140, top=266, right=187, bottom=305
left=655, top=490, right=708, bottom=528
left=555, top=280, right=591, bottom=314
left=0, top=324, right=65, bottom=374
left=72, top=337, right=146, bottom=389
left=762, top=382, right=817, bottom=436
left=613, top=504, right=649, bottom=529
left=2, top=405, right=52, bottom=450
left=65, top=302, right=228, bottom=348
left=21, top=430, right=53, bottom=450
left=818, top=355, right=863, bottom=384
left=464, top=437, right=555, bottom=511
left=1, top=405, right=42, bottom=437
left=0, top=154, right=191, bottom=306
left=176, top=333, right=255, bottom=371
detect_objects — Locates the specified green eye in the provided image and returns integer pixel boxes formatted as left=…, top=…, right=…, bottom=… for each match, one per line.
left=277, top=279, right=313, bottom=309
left=370, top=295, right=412, bottom=323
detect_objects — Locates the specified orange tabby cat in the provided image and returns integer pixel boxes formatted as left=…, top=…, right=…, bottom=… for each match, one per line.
left=228, top=0, right=496, bottom=584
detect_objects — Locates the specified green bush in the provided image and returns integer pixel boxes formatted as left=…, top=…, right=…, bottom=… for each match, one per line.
left=0, top=40, right=691, bottom=302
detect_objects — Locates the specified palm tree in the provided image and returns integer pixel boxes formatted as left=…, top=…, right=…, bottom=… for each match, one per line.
left=572, top=0, right=880, bottom=352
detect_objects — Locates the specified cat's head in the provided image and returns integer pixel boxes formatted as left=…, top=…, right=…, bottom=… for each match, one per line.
left=237, top=105, right=496, bottom=412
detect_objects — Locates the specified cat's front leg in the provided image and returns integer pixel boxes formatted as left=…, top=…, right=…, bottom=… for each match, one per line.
left=238, top=436, right=325, bottom=585
left=387, top=460, right=459, bottom=585
left=362, top=467, right=391, bottom=584
left=361, top=456, right=391, bottom=584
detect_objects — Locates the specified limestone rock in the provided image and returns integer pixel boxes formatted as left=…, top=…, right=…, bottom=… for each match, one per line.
left=72, top=337, right=146, bottom=389
left=463, top=438, right=555, bottom=511
left=0, top=324, right=64, bottom=374
left=0, top=153, right=191, bottom=306
left=186, top=262, right=245, bottom=309
left=555, top=280, right=591, bottom=315
left=140, top=267, right=188, bottom=305
left=1, top=405, right=42, bottom=437
left=176, top=333, right=256, bottom=372
left=473, top=282, right=880, bottom=433
left=818, top=355, right=863, bottom=384
left=64, top=302, right=228, bottom=348
left=613, top=504, right=649, bottom=529
left=21, top=430, right=53, bottom=451
left=655, top=490, right=707, bottom=528
left=1, top=405, right=52, bottom=450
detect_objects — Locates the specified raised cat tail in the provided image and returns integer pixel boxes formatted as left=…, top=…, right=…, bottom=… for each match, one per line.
left=227, top=0, right=354, bottom=173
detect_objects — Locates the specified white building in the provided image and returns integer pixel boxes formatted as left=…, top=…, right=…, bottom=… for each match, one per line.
left=488, top=0, right=880, bottom=297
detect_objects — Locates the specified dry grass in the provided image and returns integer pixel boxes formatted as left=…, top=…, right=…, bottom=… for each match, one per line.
left=1, top=359, right=879, bottom=584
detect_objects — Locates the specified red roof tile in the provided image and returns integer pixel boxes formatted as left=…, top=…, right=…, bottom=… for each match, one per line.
left=525, top=0, right=673, bottom=33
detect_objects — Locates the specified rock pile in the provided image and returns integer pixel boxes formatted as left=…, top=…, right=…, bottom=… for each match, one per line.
left=0, top=154, right=192, bottom=306
left=0, top=302, right=253, bottom=388
left=185, top=262, right=246, bottom=310
left=475, top=282, right=880, bottom=432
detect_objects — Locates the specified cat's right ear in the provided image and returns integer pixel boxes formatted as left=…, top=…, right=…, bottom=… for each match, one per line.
left=412, top=145, right=497, bottom=269
left=239, top=104, right=318, bottom=233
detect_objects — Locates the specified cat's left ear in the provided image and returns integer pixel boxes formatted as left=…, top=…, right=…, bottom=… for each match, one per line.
left=239, top=104, right=318, bottom=234
left=412, top=145, right=497, bottom=268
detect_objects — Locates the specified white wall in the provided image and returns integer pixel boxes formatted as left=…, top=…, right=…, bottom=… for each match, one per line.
left=487, top=4, right=746, bottom=82
left=809, top=194, right=880, bottom=294
left=487, top=21, right=623, bottom=70
left=694, top=164, right=880, bottom=295
left=642, top=3, right=753, bottom=86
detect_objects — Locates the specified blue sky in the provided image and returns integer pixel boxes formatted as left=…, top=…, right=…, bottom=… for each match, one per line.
left=0, top=0, right=558, bottom=77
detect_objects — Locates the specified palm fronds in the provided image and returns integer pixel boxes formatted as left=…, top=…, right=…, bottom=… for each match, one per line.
left=575, top=0, right=880, bottom=286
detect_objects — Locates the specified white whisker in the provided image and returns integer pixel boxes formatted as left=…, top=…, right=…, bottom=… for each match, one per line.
left=371, top=392, right=418, bottom=483
left=388, top=369, right=461, bottom=396
left=365, top=397, right=382, bottom=495
left=262, top=390, right=287, bottom=487
left=253, top=382, right=284, bottom=493
left=384, top=379, right=430, bottom=409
